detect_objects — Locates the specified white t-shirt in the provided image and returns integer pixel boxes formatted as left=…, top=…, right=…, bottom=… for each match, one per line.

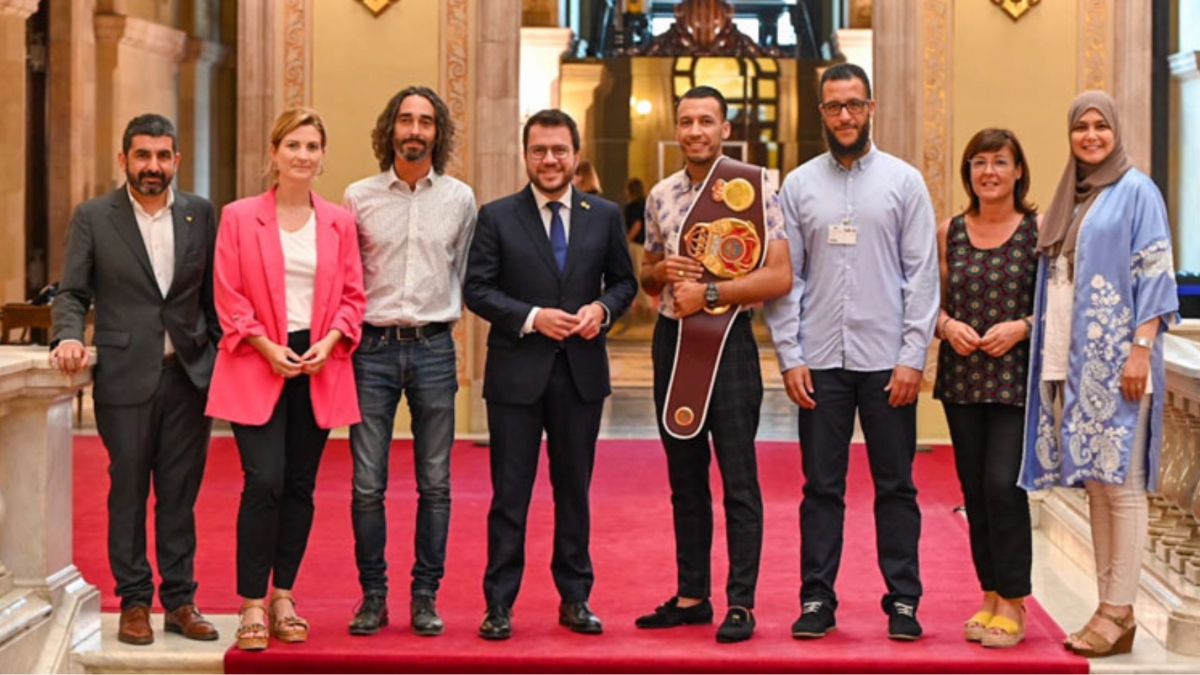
left=281, top=213, right=317, bottom=333
left=1040, top=254, right=1073, bottom=382
left=1040, top=245, right=1152, bottom=392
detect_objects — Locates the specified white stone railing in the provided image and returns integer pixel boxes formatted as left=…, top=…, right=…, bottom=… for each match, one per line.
left=0, top=346, right=98, bottom=672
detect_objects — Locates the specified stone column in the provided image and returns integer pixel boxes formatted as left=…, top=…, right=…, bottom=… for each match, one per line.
left=1112, top=0, right=1152, bottom=172
left=0, top=0, right=38, bottom=304
left=467, top=0, right=522, bottom=433
left=93, top=13, right=187, bottom=190
left=47, top=0, right=98, bottom=285
left=870, top=0, right=921, bottom=170
left=178, top=38, right=228, bottom=196
left=236, top=0, right=277, bottom=197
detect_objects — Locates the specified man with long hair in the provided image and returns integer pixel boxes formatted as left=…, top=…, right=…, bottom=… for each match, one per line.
left=343, top=86, right=477, bottom=637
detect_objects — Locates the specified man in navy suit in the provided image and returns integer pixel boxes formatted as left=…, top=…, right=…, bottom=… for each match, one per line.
left=465, top=109, right=637, bottom=640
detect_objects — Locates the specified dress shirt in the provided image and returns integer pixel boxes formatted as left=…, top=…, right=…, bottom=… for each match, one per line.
left=130, top=186, right=176, bottom=355
left=343, top=168, right=477, bottom=327
left=521, top=185, right=612, bottom=334
left=764, top=146, right=939, bottom=372
left=643, top=167, right=787, bottom=320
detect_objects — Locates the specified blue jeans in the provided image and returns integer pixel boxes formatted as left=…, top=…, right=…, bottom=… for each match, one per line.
left=350, top=328, right=457, bottom=597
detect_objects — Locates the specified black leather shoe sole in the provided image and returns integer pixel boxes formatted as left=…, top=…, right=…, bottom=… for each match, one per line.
left=478, top=626, right=512, bottom=640
left=793, top=625, right=836, bottom=639
left=349, top=614, right=389, bottom=636
left=559, top=617, right=603, bottom=634
left=413, top=621, right=444, bottom=637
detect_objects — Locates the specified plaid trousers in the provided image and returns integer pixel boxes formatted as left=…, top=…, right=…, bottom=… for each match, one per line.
left=652, top=312, right=763, bottom=607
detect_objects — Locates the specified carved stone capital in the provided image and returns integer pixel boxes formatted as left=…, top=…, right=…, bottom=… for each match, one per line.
left=0, top=0, right=37, bottom=19
left=94, top=14, right=187, bottom=61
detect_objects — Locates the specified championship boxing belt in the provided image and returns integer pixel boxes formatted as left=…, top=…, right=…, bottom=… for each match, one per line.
left=663, top=155, right=767, bottom=439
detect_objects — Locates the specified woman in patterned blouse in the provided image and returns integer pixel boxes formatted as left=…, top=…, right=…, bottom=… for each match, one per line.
left=934, top=128, right=1039, bottom=649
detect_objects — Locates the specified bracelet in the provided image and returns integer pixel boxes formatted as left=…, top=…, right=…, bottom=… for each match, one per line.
left=1021, top=317, right=1033, bottom=338
left=1132, top=335, right=1154, bottom=349
left=937, top=316, right=951, bottom=338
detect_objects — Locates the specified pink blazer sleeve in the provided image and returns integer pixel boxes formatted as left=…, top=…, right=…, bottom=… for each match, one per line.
left=214, top=201, right=269, bottom=353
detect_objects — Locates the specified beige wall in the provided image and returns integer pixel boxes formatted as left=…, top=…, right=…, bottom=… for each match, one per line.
left=310, top=1, right=443, bottom=205
left=951, top=0, right=1078, bottom=217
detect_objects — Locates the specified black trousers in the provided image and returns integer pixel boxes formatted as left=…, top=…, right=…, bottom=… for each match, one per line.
left=95, top=362, right=211, bottom=611
left=942, top=402, right=1032, bottom=598
left=652, top=313, right=763, bottom=608
left=483, top=352, right=603, bottom=607
left=797, top=368, right=922, bottom=612
left=231, top=331, right=331, bottom=599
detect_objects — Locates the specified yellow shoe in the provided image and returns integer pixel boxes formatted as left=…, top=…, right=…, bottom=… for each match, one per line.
left=981, top=613, right=1025, bottom=649
left=964, top=610, right=992, bottom=642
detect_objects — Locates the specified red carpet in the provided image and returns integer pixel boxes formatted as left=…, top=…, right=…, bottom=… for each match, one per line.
left=73, top=435, right=1087, bottom=673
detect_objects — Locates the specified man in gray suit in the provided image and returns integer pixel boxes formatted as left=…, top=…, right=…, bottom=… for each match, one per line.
left=51, top=114, right=221, bottom=646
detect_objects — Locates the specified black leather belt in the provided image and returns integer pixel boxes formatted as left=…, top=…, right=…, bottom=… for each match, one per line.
left=364, top=322, right=450, bottom=341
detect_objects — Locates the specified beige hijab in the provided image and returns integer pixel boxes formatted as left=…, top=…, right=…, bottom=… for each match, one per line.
left=1036, top=91, right=1133, bottom=272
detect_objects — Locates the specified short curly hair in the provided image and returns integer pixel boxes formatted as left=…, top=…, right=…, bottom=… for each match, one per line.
left=371, top=86, right=455, bottom=175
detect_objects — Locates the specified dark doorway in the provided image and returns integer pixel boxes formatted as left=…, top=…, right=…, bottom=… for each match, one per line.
left=25, top=2, right=50, bottom=302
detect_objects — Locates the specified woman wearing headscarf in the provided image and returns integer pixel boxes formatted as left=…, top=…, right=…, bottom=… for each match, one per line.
left=1020, top=91, right=1178, bottom=658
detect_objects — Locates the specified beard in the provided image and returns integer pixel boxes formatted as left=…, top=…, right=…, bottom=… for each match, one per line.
left=529, top=169, right=574, bottom=196
left=128, top=169, right=172, bottom=196
left=396, top=137, right=432, bottom=163
left=824, top=118, right=872, bottom=161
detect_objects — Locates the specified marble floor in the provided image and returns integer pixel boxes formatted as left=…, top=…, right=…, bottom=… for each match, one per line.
left=68, top=338, right=1200, bottom=672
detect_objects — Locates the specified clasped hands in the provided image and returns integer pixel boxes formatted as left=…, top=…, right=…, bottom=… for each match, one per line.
left=253, top=331, right=342, bottom=379
left=534, top=303, right=607, bottom=341
left=943, top=318, right=1025, bottom=358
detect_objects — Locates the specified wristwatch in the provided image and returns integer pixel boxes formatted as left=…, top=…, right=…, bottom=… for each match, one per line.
left=1132, top=336, right=1154, bottom=349
left=705, top=281, right=720, bottom=309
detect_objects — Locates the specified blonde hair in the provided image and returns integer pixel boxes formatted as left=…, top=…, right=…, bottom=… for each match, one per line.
left=264, top=106, right=328, bottom=180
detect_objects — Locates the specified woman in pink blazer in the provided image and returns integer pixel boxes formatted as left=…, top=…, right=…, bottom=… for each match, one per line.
left=206, top=107, right=365, bottom=651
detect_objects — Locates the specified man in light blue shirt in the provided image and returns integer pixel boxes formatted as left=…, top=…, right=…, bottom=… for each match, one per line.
left=764, top=63, right=939, bottom=642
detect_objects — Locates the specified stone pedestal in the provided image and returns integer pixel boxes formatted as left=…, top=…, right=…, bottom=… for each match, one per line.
left=0, top=346, right=98, bottom=673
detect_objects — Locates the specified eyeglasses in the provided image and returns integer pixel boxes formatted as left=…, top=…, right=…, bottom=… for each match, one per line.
left=819, top=99, right=870, bottom=117
left=968, top=157, right=1015, bottom=172
left=527, top=145, right=572, bottom=161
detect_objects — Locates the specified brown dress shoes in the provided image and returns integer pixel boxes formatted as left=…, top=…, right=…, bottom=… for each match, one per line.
left=118, top=606, right=154, bottom=645
left=164, top=604, right=220, bottom=641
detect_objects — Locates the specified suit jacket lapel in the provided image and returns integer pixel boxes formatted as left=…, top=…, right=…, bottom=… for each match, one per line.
left=256, top=191, right=288, bottom=338
left=562, top=190, right=591, bottom=282
left=108, top=188, right=160, bottom=295
left=516, top=185, right=561, bottom=277
left=166, top=192, right=191, bottom=299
